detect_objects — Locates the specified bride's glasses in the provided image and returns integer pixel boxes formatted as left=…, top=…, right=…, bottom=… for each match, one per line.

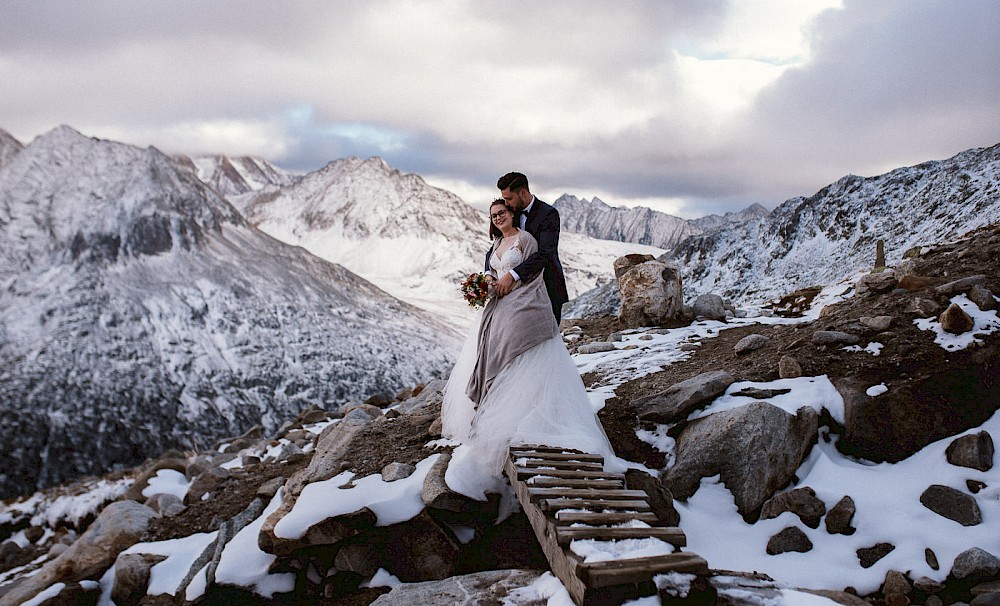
left=490, top=209, right=508, bottom=221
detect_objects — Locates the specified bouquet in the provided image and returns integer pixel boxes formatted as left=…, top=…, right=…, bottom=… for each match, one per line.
left=461, top=273, right=492, bottom=308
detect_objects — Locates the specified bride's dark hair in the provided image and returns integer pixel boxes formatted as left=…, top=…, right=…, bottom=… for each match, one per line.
left=488, top=198, right=516, bottom=240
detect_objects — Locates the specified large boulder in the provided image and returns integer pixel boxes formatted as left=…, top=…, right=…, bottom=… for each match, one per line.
left=663, top=401, right=818, bottom=517
left=692, top=293, right=727, bottom=321
left=633, top=370, right=735, bottom=424
left=370, top=569, right=542, bottom=605
left=616, top=257, right=684, bottom=328
left=0, top=501, right=156, bottom=606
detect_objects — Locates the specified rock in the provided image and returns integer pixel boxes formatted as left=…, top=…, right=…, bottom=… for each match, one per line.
left=732, top=387, right=791, bottom=399
left=0, top=501, right=157, bottom=606
left=897, top=275, right=937, bottom=292
left=692, top=294, right=727, bottom=321
left=919, top=484, right=982, bottom=526
left=968, top=285, right=999, bottom=311
left=735, top=334, right=771, bottom=354
left=825, top=496, right=857, bottom=535
left=779, top=355, right=803, bottom=379
left=428, top=416, right=443, bottom=438
left=123, top=456, right=189, bottom=502
left=112, top=553, right=168, bottom=606
left=0, top=540, right=25, bottom=566
left=925, top=596, right=944, bottom=606
left=381, top=462, right=416, bottom=482
left=634, top=370, right=735, bottom=424
left=802, top=590, right=871, bottom=606
left=972, top=581, right=1000, bottom=596
left=369, top=569, right=542, bottom=606
left=913, top=576, right=945, bottom=593
left=380, top=510, right=461, bottom=581
left=184, top=466, right=231, bottom=505
left=624, top=469, right=680, bottom=527
left=946, top=431, right=995, bottom=471
left=858, top=542, right=895, bottom=568
left=285, top=412, right=376, bottom=497
left=334, top=539, right=380, bottom=577
left=663, top=401, right=818, bottom=516
left=953, top=547, right=1000, bottom=580
left=971, top=593, right=1000, bottom=606
left=760, top=487, right=826, bottom=529
left=857, top=271, right=898, bottom=294
left=22, top=581, right=102, bottom=606
left=812, top=330, right=860, bottom=345
left=968, top=479, right=987, bottom=493
left=617, top=259, right=684, bottom=328
left=259, top=505, right=376, bottom=557
left=421, top=453, right=498, bottom=522
left=860, top=315, right=894, bottom=332
left=23, top=526, right=44, bottom=543
left=935, top=274, right=987, bottom=296
left=766, top=526, right=812, bottom=555
left=256, top=476, right=286, bottom=499
left=883, top=569, right=912, bottom=597
left=147, top=493, right=186, bottom=517
left=939, top=303, right=975, bottom=334
left=906, top=297, right=941, bottom=316
left=365, top=391, right=395, bottom=407
left=613, top=253, right=656, bottom=279
left=577, top=342, right=616, bottom=354
left=926, top=547, right=940, bottom=570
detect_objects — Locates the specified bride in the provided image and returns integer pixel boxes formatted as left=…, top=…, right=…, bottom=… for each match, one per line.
left=441, top=199, right=623, bottom=503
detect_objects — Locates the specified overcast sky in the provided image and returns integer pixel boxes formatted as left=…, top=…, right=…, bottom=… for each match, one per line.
left=2, top=1, right=998, bottom=217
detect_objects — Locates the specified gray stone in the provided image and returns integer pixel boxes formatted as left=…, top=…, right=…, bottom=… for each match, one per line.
left=334, top=540, right=380, bottom=577
left=760, top=487, right=826, bottom=529
left=735, top=334, right=771, bottom=354
left=971, top=593, right=1000, bottom=606
left=624, top=469, right=680, bottom=527
left=421, top=453, right=498, bottom=521
left=946, top=431, right=995, bottom=472
left=634, top=370, right=735, bottom=424
left=860, top=315, right=894, bottom=332
left=381, top=510, right=461, bottom=581
left=919, top=484, right=982, bottom=526
left=926, top=596, right=944, bottom=606
left=882, top=569, right=911, bottom=597
left=732, top=387, right=791, bottom=399
left=857, top=271, right=898, bottom=294
left=370, top=569, right=542, bottom=606
left=953, top=547, right=1000, bottom=580
left=913, top=576, right=945, bottom=593
left=0, top=501, right=157, bottom=606
left=692, top=293, right=727, bottom=321
left=940, top=303, right=975, bottom=334
left=766, top=526, right=813, bottom=555
left=577, top=342, right=616, bottom=354
left=812, top=330, right=860, bottom=345
left=972, top=580, right=1000, bottom=596
left=935, top=274, right=987, bottom=296
left=617, top=259, right=685, bottom=328
left=858, top=542, right=895, bottom=568
left=968, top=285, right=999, bottom=311
left=613, top=253, right=656, bottom=279
left=256, top=476, right=286, bottom=499
left=663, top=401, right=818, bottom=516
left=150, top=493, right=186, bottom=517
left=184, top=466, right=231, bottom=505
left=906, top=297, right=941, bottom=316
left=926, top=547, right=940, bottom=570
left=825, top=495, right=857, bottom=535
left=112, top=553, right=168, bottom=606
left=779, top=355, right=803, bottom=379
left=381, top=462, right=416, bottom=482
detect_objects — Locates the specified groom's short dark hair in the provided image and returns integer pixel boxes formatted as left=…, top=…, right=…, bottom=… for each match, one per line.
left=497, top=172, right=529, bottom=193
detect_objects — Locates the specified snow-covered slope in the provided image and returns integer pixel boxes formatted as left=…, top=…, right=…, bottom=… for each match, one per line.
left=553, top=194, right=702, bottom=250
left=0, top=127, right=458, bottom=498
left=173, top=153, right=299, bottom=207
left=689, top=202, right=771, bottom=234
left=0, top=128, right=23, bottom=169
left=242, top=158, right=664, bottom=331
left=671, top=143, right=1000, bottom=304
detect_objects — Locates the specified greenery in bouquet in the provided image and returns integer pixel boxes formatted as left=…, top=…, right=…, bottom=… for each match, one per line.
left=461, top=273, right=492, bottom=308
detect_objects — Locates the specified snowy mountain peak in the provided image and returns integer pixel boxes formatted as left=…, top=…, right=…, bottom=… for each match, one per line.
left=175, top=153, right=299, bottom=198
left=553, top=193, right=702, bottom=250
left=0, top=128, right=23, bottom=169
left=0, top=126, right=244, bottom=277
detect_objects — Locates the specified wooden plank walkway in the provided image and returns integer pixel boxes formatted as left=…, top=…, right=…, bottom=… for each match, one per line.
left=504, top=444, right=708, bottom=605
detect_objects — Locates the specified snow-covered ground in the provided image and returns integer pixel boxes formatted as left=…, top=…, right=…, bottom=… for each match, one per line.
left=10, top=283, right=1000, bottom=605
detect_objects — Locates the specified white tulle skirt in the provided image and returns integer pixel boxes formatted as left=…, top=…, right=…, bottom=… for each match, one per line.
left=441, top=310, right=623, bottom=502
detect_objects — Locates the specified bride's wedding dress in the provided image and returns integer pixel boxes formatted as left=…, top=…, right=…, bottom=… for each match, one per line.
left=441, top=233, right=623, bottom=502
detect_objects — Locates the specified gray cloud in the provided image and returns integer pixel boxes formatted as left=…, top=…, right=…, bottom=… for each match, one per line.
left=1, top=0, right=997, bottom=217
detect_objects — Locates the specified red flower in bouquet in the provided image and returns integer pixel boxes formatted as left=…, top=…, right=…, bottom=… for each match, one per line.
left=460, top=273, right=491, bottom=308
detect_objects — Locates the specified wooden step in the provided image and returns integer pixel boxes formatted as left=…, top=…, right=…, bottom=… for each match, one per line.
left=556, top=526, right=687, bottom=547
left=517, top=467, right=626, bottom=481
left=509, top=448, right=605, bottom=463
left=526, top=477, right=624, bottom=489
left=577, top=553, right=709, bottom=588
left=518, top=459, right=606, bottom=472
left=541, top=498, right=652, bottom=512
left=554, top=511, right=662, bottom=526
left=527, top=488, right=649, bottom=503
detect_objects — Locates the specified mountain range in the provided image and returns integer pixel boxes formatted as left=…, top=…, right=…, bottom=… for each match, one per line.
left=0, top=127, right=457, bottom=498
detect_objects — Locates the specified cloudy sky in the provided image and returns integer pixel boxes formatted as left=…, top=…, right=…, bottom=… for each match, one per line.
left=2, top=1, right=998, bottom=217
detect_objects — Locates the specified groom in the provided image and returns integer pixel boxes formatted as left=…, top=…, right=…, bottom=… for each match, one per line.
left=491, top=172, right=569, bottom=323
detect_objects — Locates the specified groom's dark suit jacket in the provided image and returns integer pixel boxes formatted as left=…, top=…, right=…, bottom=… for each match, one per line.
left=485, top=198, right=569, bottom=322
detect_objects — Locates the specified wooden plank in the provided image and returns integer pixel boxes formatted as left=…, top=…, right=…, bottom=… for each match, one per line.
left=527, top=477, right=624, bottom=489
left=511, top=444, right=588, bottom=454
left=556, top=526, right=687, bottom=547
left=554, top=511, right=661, bottom=526
left=518, top=459, right=606, bottom=471
left=517, top=467, right=626, bottom=481
left=541, top=498, right=652, bottom=512
left=577, top=553, right=709, bottom=588
left=509, top=449, right=604, bottom=463
left=527, top=488, right=649, bottom=503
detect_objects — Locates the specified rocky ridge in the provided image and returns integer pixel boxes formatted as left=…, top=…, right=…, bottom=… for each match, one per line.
left=1, top=223, right=997, bottom=605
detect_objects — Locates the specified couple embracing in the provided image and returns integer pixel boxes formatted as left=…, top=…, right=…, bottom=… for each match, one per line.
left=441, top=172, right=622, bottom=506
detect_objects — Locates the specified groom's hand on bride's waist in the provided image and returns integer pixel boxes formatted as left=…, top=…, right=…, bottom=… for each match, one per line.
left=495, top=272, right=517, bottom=297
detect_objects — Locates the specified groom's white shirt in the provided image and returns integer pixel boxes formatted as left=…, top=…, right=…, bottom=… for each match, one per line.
left=508, top=196, right=536, bottom=282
